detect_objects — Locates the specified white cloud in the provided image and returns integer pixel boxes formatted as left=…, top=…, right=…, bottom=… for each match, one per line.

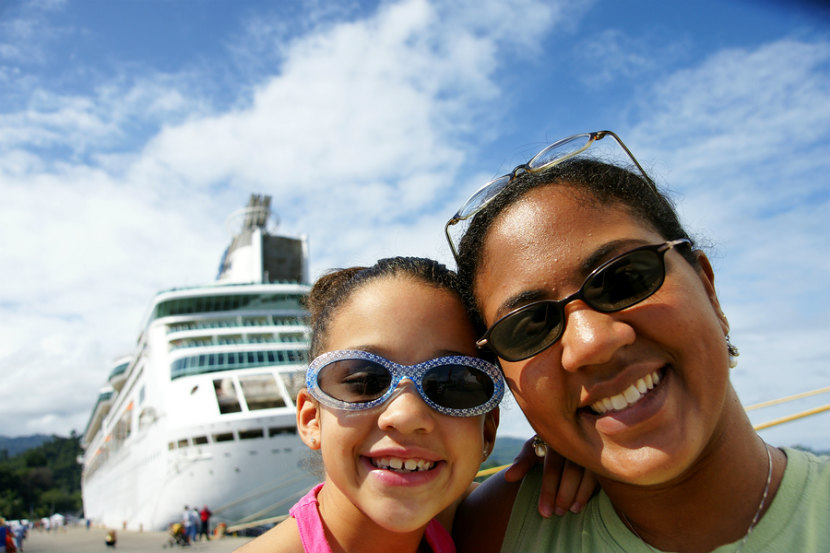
left=0, top=0, right=561, bottom=437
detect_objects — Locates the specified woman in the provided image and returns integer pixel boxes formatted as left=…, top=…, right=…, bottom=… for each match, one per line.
left=448, top=132, right=829, bottom=552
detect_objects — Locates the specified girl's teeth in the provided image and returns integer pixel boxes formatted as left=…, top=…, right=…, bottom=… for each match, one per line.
left=371, top=457, right=435, bottom=472
left=591, top=370, right=662, bottom=414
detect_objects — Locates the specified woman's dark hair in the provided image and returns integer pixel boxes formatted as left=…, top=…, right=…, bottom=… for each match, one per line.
left=456, top=158, right=696, bottom=331
left=307, top=257, right=460, bottom=358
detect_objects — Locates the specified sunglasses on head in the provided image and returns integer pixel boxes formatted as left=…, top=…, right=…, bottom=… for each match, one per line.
left=306, top=350, right=504, bottom=417
left=444, top=131, right=655, bottom=261
left=477, top=239, right=691, bottom=362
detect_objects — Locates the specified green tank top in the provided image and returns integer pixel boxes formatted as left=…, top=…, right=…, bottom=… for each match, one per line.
left=501, top=447, right=829, bottom=552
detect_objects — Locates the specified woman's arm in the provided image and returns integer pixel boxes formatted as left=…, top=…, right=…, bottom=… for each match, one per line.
left=504, top=438, right=596, bottom=517
left=452, top=467, right=522, bottom=553
left=452, top=438, right=597, bottom=553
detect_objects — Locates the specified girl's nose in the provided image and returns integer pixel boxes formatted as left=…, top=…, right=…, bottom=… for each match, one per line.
left=559, top=301, right=635, bottom=372
left=377, top=379, right=436, bottom=434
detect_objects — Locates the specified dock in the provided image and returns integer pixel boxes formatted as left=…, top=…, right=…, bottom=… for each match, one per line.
left=19, top=526, right=254, bottom=553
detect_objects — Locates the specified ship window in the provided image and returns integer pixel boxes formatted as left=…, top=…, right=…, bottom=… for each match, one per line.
left=213, top=378, right=242, bottom=414
left=239, top=374, right=286, bottom=410
left=213, top=432, right=234, bottom=442
left=177, top=438, right=189, bottom=448
left=168, top=442, right=175, bottom=450
left=193, top=435, right=208, bottom=445
left=153, top=292, right=310, bottom=321
left=268, top=426, right=296, bottom=436
left=239, top=428, right=264, bottom=440
left=280, top=370, right=305, bottom=402
left=171, top=347, right=309, bottom=379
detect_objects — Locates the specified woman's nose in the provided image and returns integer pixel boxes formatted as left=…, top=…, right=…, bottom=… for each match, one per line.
left=559, top=301, right=635, bottom=371
left=377, top=380, right=436, bottom=434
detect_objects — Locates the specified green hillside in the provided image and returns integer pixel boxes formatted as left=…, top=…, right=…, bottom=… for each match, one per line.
left=0, top=433, right=82, bottom=520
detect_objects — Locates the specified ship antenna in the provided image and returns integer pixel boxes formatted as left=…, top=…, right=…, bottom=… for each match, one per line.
left=224, top=194, right=280, bottom=236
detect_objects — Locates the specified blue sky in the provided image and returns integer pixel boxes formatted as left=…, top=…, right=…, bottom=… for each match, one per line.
left=1, top=0, right=828, bottom=450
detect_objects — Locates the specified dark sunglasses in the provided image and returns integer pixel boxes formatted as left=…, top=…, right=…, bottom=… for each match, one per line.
left=306, top=350, right=504, bottom=417
left=477, top=239, right=691, bottom=362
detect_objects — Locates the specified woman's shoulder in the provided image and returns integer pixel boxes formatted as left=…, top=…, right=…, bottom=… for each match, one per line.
left=233, top=518, right=304, bottom=553
left=452, top=468, right=523, bottom=553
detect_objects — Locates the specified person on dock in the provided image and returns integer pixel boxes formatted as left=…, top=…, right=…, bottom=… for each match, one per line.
left=12, top=523, right=25, bottom=553
left=199, top=505, right=212, bottom=541
left=0, top=517, right=8, bottom=553
left=188, top=506, right=200, bottom=543
left=182, top=506, right=193, bottom=544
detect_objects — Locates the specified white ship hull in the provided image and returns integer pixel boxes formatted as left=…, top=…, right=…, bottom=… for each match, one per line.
left=80, top=195, right=319, bottom=531
left=82, top=411, right=316, bottom=530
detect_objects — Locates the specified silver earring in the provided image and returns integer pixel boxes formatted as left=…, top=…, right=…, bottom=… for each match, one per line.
left=532, top=435, right=547, bottom=457
left=726, top=335, right=739, bottom=368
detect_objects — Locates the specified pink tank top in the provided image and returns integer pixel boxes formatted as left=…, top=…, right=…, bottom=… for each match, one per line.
left=290, top=483, right=455, bottom=553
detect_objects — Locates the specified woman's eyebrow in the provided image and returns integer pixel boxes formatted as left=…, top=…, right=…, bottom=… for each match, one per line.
left=580, top=239, right=651, bottom=273
left=493, top=238, right=653, bottom=319
left=495, top=289, right=549, bottom=319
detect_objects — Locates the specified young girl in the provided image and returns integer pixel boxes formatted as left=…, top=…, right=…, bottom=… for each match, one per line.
left=236, top=257, right=587, bottom=553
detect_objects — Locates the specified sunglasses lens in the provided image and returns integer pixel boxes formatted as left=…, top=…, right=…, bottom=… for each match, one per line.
left=422, top=365, right=495, bottom=409
left=317, top=359, right=392, bottom=403
left=489, top=302, right=564, bottom=361
left=584, top=249, right=664, bottom=311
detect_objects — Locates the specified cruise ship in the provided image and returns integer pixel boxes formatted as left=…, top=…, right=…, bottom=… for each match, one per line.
left=80, top=195, right=319, bottom=531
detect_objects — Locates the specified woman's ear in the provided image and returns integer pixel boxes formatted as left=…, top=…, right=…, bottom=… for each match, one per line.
left=482, top=408, right=500, bottom=459
left=694, top=250, right=730, bottom=335
left=297, top=388, right=322, bottom=450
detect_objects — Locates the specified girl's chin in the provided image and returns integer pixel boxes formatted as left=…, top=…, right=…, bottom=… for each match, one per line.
left=363, top=504, right=437, bottom=534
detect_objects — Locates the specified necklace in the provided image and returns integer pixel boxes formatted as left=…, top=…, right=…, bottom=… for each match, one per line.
left=620, top=444, right=773, bottom=553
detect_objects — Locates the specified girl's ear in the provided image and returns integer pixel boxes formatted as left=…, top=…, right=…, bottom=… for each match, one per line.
left=297, top=388, right=322, bottom=450
left=482, top=408, right=500, bottom=459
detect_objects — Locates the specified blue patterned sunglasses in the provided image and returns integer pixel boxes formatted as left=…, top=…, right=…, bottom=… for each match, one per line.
left=306, top=350, right=504, bottom=417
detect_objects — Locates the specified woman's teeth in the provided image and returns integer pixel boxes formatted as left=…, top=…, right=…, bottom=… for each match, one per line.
left=591, top=370, right=661, bottom=414
left=371, top=457, right=435, bottom=472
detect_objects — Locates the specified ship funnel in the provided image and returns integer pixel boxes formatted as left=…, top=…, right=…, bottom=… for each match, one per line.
left=216, top=194, right=308, bottom=284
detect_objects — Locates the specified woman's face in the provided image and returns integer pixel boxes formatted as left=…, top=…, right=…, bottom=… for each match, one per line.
left=474, top=185, right=731, bottom=485
left=297, top=276, right=497, bottom=532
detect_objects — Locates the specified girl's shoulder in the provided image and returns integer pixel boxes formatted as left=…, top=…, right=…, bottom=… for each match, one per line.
left=233, top=517, right=304, bottom=553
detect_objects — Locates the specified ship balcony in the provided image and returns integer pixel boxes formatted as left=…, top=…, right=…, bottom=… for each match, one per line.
left=107, top=357, right=132, bottom=391
left=168, top=331, right=307, bottom=352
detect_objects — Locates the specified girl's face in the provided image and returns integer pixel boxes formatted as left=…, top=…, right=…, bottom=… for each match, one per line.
left=474, top=185, right=732, bottom=486
left=297, top=277, right=497, bottom=533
